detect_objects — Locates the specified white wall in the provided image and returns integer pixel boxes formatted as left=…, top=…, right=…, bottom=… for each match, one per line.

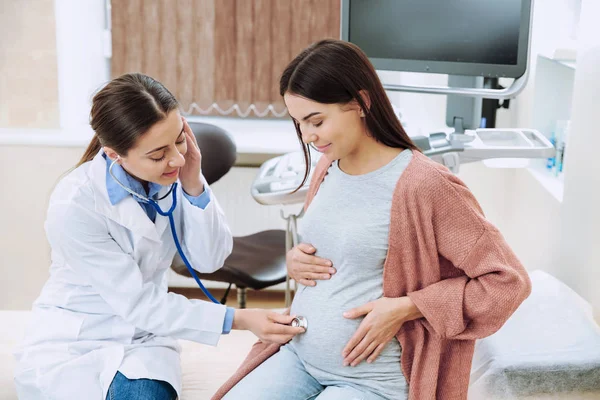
left=0, top=147, right=83, bottom=309
left=54, top=0, right=110, bottom=128
left=502, top=169, right=563, bottom=274
left=555, top=0, right=600, bottom=320
left=378, top=70, right=449, bottom=137
left=0, top=0, right=59, bottom=128
left=0, top=0, right=109, bottom=309
left=513, top=0, right=582, bottom=128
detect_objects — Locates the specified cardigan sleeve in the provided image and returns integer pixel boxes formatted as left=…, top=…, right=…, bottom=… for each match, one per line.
left=407, top=171, right=531, bottom=340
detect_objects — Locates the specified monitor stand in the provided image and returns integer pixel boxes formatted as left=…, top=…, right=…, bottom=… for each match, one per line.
left=445, top=75, right=484, bottom=141
left=411, top=75, right=483, bottom=165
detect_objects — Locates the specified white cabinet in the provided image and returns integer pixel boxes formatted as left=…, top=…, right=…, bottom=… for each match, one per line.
left=526, top=53, right=578, bottom=203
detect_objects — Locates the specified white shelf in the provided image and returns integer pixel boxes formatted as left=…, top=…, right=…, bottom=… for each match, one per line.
left=555, top=60, right=576, bottom=70
left=532, top=54, right=577, bottom=142
left=529, top=52, right=576, bottom=203
left=526, top=160, right=565, bottom=203
left=539, top=53, right=577, bottom=70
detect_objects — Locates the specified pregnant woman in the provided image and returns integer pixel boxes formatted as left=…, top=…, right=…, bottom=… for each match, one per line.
left=215, top=39, right=531, bottom=400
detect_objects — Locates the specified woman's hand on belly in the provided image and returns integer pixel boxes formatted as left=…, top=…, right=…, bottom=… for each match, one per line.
left=341, top=296, right=424, bottom=367
left=287, top=243, right=336, bottom=286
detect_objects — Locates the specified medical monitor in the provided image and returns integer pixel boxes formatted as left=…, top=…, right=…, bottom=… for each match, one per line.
left=340, top=0, right=533, bottom=79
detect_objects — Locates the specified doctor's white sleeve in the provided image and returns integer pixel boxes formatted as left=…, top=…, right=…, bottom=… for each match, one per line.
left=177, top=182, right=234, bottom=274
left=45, top=201, right=229, bottom=346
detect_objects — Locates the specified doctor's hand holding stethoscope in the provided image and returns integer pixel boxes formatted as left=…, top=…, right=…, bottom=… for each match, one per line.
left=14, top=73, right=304, bottom=400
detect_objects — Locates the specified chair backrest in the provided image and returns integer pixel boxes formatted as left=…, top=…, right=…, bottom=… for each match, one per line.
left=188, top=122, right=237, bottom=185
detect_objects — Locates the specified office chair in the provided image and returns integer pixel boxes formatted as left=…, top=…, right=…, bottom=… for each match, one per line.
left=170, top=122, right=288, bottom=308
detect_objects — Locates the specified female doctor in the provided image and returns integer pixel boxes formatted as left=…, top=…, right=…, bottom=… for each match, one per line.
left=14, top=73, right=304, bottom=400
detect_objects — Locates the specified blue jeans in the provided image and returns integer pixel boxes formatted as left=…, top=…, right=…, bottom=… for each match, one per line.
left=106, top=371, right=177, bottom=400
left=223, top=344, right=390, bottom=400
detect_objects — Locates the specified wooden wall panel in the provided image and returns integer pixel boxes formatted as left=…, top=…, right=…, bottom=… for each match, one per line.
left=111, top=0, right=340, bottom=118
left=110, top=0, right=127, bottom=77
left=141, top=0, right=161, bottom=80
left=311, top=0, right=339, bottom=43
left=176, top=0, right=195, bottom=107
left=270, top=1, right=293, bottom=111
left=235, top=0, right=254, bottom=108
left=253, top=0, right=272, bottom=106
left=124, top=0, right=143, bottom=72
left=330, top=0, right=341, bottom=35
left=158, top=1, right=178, bottom=96
left=291, top=0, right=313, bottom=59
left=213, top=0, right=236, bottom=105
left=194, top=0, right=215, bottom=110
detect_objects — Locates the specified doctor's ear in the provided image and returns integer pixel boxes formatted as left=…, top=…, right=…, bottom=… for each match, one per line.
left=103, top=147, right=121, bottom=163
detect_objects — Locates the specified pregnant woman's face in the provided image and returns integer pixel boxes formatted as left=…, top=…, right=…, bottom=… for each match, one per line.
left=284, top=93, right=367, bottom=161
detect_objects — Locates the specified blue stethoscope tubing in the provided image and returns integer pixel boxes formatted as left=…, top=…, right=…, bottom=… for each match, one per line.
left=109, top=158, right=220, bottom=304
left=149, top=184, right=220, bottom=304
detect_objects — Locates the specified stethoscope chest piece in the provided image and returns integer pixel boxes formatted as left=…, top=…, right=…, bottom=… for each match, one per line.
left=291, top=316, right=308, bottom=331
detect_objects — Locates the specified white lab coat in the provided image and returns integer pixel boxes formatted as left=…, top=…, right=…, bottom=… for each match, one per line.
left=14, top=151, right=233, bottom=399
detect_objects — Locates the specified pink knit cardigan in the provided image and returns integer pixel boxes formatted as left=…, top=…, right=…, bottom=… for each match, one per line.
left=213, top=151, right=531, bottom=399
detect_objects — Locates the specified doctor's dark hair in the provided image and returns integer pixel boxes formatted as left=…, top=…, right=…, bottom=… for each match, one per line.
left=77, top=73, right=180, bottom=167
left=280, top=39, right=419, bottom=189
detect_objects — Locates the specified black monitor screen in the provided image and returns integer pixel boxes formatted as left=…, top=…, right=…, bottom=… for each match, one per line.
left=348, top=0, right=522, bottom=66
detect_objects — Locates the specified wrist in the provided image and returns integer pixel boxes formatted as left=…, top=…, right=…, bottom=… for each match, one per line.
left=398, top=296, right=423, bottom=322
left=182, top=179, right=204, bottom=197
left=232, top=309, right=248, bottom=330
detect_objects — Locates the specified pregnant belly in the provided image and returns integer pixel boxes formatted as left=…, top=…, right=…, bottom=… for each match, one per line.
left=289, top=287, right=402, bottom=375
left=290, top=298, right=359, bottom=370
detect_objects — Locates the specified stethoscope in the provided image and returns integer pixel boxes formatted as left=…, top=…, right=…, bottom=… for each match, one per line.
left=109, top=157, right=309, bottom=331
left=109, top=157, right=220, bottom=304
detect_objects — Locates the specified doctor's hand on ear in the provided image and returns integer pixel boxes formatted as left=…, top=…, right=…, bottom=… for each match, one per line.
left=178, top=117, right=205, bottom=197
left=232, top=308, right=305, bottom=344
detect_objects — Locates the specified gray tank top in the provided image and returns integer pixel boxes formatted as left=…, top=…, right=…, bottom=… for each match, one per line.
left=290, top=149, right=413, bottom=399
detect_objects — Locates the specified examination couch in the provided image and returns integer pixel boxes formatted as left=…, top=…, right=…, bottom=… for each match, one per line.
left=1, top=270, right=599, bottom=399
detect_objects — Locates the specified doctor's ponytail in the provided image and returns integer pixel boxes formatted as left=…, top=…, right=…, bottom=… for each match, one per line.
left=77, top=134, right=102, bottom=167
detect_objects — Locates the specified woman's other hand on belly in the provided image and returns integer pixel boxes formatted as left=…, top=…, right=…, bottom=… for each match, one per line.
left=287, top=243, right=336, bottom=286
left=341, top=296, right=424, bottom=367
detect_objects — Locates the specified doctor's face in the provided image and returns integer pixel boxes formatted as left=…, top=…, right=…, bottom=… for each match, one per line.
left=284, top=93, right=366, bottom=161
left=105, top=110, right=188, bottom=186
